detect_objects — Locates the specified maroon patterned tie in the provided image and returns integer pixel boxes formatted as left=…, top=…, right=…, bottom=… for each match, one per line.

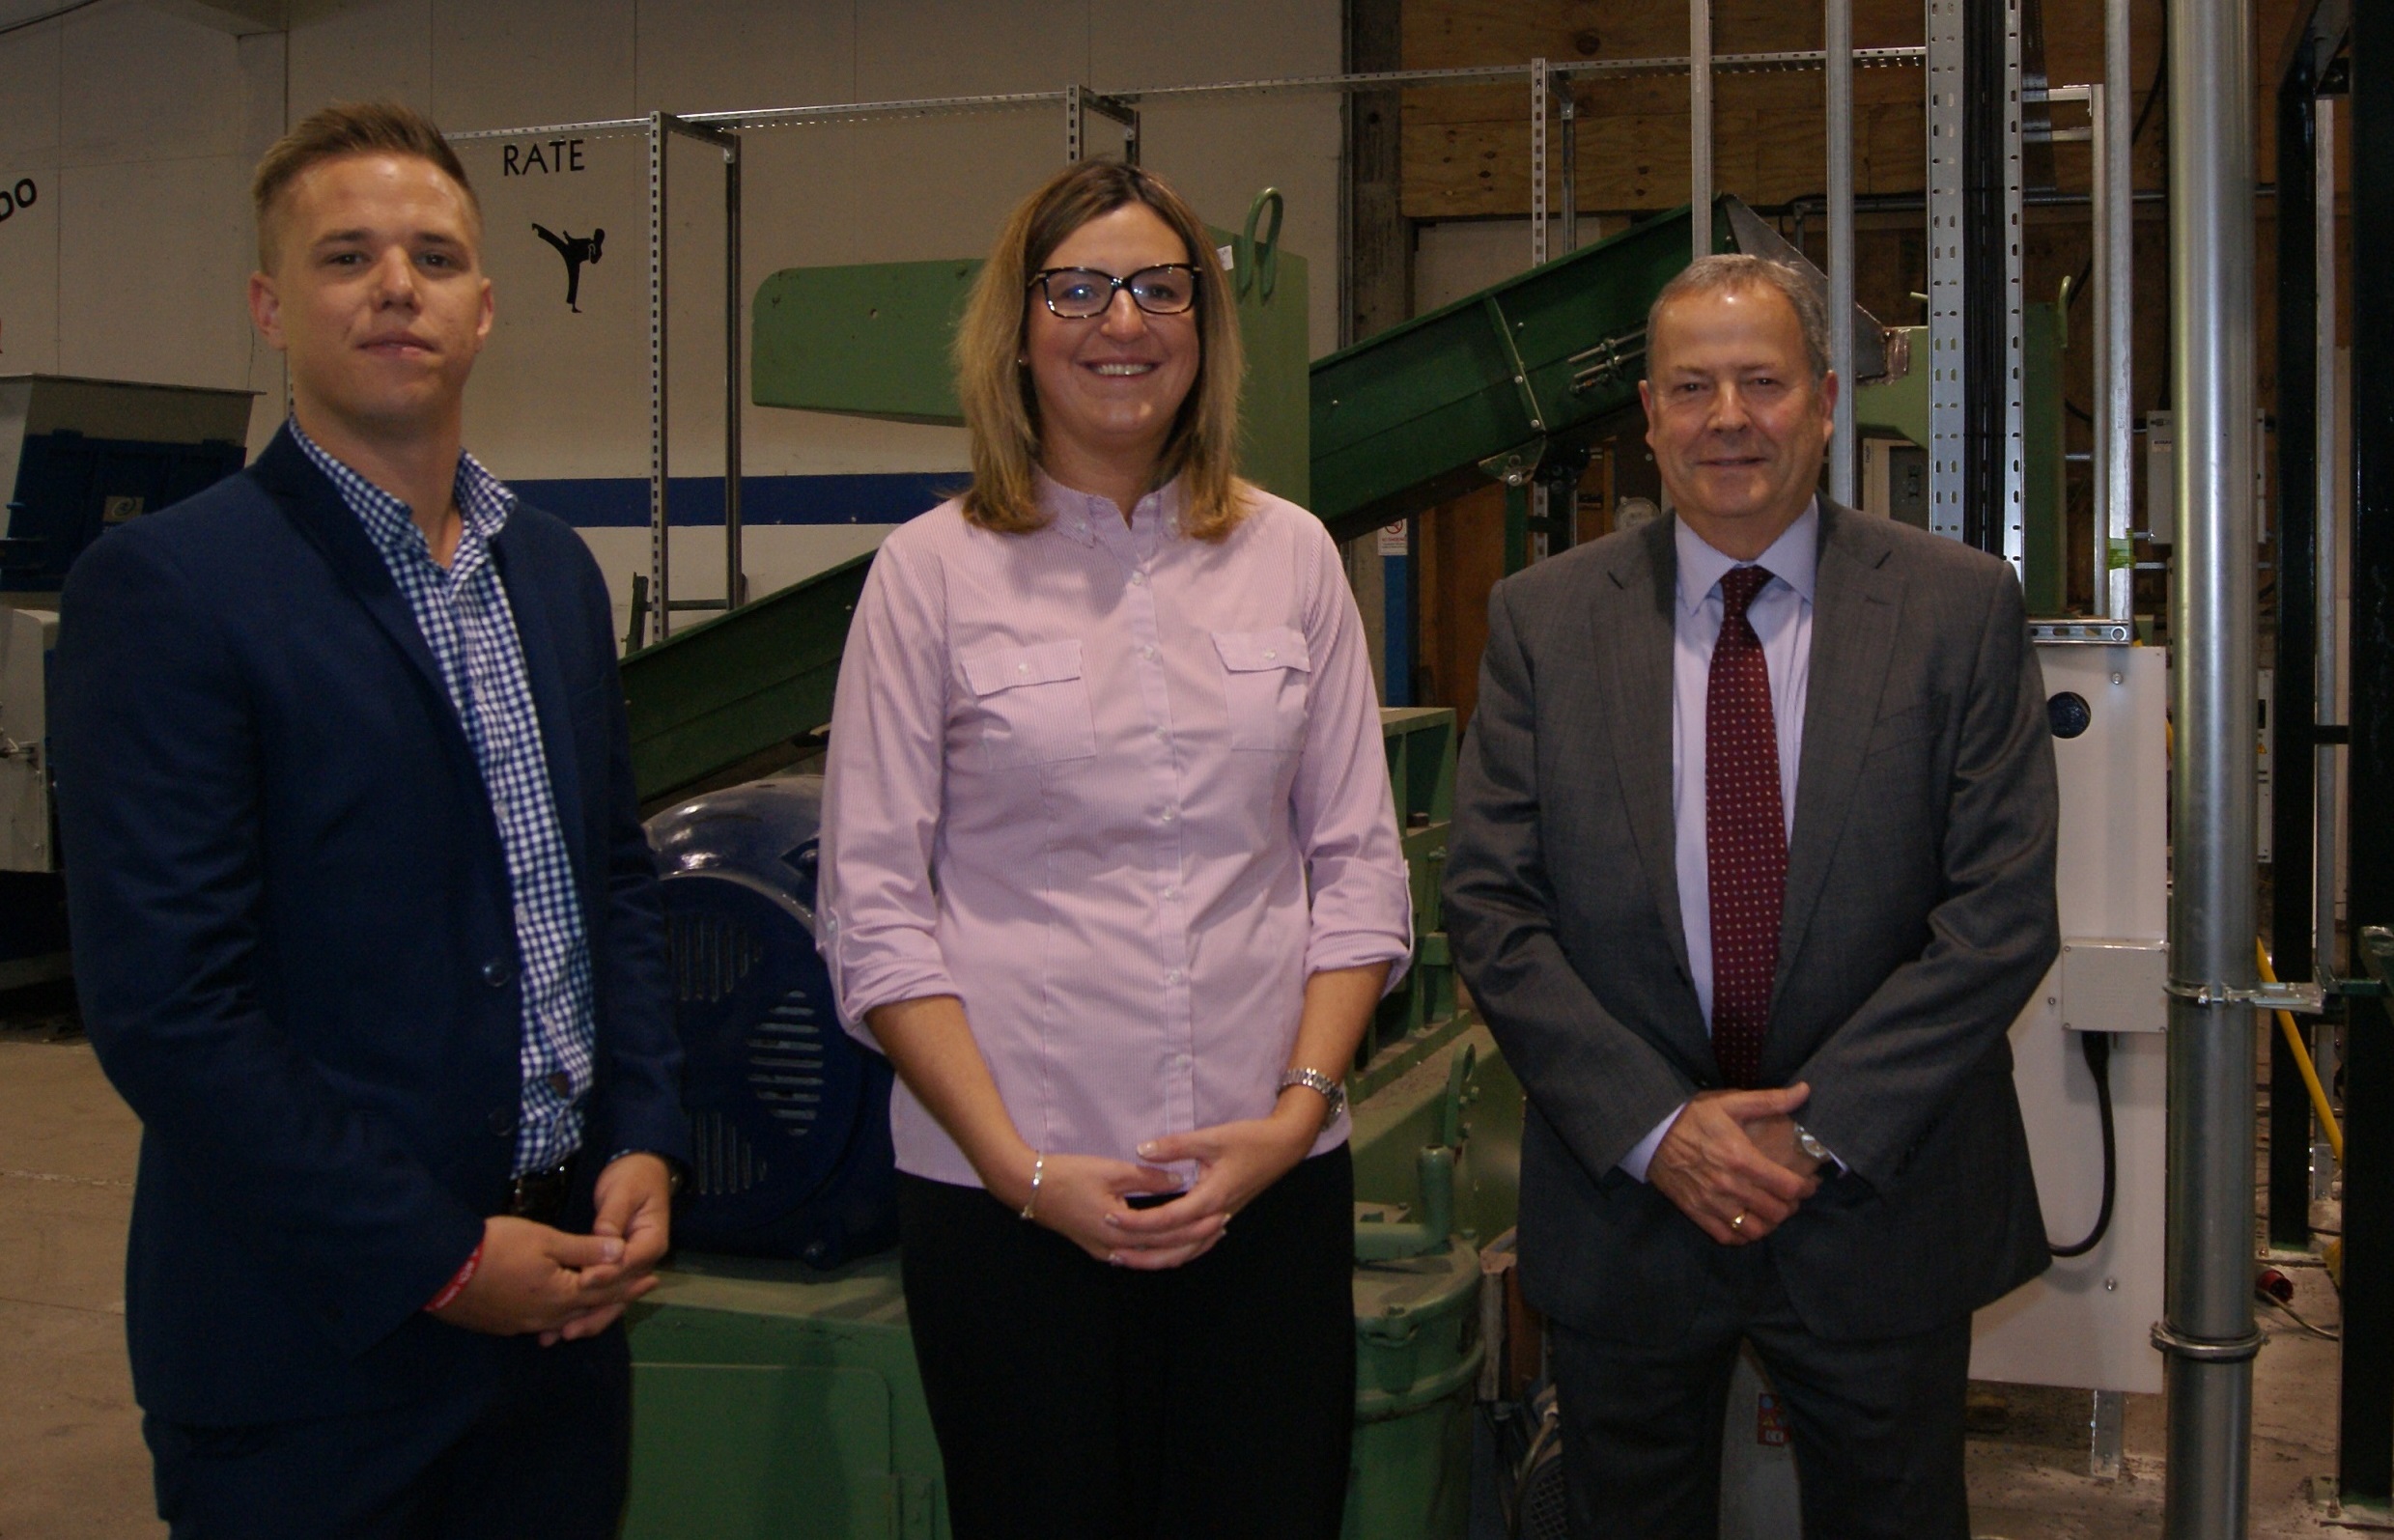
left=1706, top=565, right=1785, bottom=1089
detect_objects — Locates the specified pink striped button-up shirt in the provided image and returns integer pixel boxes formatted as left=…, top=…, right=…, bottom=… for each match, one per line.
left=819, top=475, right=1413, bottom=1188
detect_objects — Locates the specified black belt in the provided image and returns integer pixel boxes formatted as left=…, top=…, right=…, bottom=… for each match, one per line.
left=499, top=1159, right=575, bottom=1225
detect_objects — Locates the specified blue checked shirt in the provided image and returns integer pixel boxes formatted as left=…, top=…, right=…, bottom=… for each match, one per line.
left=293, top=423, right=595, bottom=1177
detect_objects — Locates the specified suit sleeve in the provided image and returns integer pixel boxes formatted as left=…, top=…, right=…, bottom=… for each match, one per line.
left=54, top=529, right=484, bottom=1356
left=1444, top=577, right=1701, bottom=1177
left=1790, top=566, right=2061, bottom=1184
left=580, top=553, right=689, bottom=1167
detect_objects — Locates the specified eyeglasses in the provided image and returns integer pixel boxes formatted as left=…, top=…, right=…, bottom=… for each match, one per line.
left=1027, top=265, right=1199, bottom=320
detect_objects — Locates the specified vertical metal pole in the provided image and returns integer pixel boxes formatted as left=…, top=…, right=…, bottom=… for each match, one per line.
left=1690, top=0, right=1711, bottom=258
left=2316, top=95, right=2342, bottom=984
left=2158, top=0, right=2260, bottom=1533
left=1825, top=0, right=1856, bottom=508
left=2000, top=0, right=2027, bottom=577
left=1121, top=105, right=1141, bottom=167
left=2271, top=61, right=2321, bottom=1255
left=2091, top=81, right=2118, bottom=611
left=1531, top=58, right=1550, bottom=269
left=2342, top=0, right=2394, bottom=1504
left=723, top=132, right=744, bottom=613
left=648, top=113, right=670, bottom=642
left=1925, top=0, right=1965, bottom=540
left=1561, top=86, right=1579, bottom=254
left=1065, top=83, right=1084, bottom=162
left=2103, top=0, right=2135, bottom=620
left=2313, top=95, right=2343, bottom=1210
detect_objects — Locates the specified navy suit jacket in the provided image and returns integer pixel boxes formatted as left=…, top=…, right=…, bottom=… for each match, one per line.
left=54, top=426, right=688, bottom=1426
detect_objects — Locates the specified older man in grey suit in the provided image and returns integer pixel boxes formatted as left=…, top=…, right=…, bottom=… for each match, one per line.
left=1445, top=255, right=2060, bottom=1538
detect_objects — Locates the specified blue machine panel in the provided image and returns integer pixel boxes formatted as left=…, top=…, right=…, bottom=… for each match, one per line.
left=5, top=433, right=247, bottom=592
left=646, top=774, right=898, bottom=1268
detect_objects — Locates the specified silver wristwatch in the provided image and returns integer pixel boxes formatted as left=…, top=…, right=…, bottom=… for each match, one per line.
left=1278, top=1067, right=1347, bottom=1129
left=1793, top=1124, right=1832, bottom=1163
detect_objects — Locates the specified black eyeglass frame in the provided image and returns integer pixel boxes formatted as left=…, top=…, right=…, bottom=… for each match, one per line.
left=1025, top=264, right=1201, bottom=320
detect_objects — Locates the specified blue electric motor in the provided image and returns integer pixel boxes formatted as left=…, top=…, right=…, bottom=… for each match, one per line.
left=644, top=773, right=898, bottom=1267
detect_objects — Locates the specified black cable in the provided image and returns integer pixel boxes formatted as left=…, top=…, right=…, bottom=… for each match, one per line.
left=2049, top=1030, right=2116, bottom=1257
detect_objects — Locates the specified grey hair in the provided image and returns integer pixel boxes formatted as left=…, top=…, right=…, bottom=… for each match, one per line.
left=1645, top=253, right=1832, bottom=381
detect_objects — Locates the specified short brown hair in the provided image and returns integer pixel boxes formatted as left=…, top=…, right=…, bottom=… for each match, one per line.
left=952, top=160, right=1250, bottom=543
left=251, top=100, right=479, bottom=271
left=1646, top=253, right=1832, bottom=381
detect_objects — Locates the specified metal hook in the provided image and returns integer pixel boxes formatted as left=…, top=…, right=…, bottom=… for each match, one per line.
left=1237, top=186, right=1283, bottom=302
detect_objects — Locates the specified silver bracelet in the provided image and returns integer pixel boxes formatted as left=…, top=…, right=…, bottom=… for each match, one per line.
left=1019, top=1152, right=1045, bottom=1221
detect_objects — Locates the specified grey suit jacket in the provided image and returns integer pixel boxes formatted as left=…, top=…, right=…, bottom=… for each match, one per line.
left=1444, top=502, right=2059, bottom=1343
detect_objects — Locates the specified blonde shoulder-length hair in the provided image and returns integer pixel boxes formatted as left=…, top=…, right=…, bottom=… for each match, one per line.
left=952, top=160, right=1251, bottom=543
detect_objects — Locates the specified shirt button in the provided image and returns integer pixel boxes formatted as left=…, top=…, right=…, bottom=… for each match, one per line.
left=1165, top=969, right=1185, bottom=985
left=546, top=1070, right=573, bottom=1096
left=1172, top=1053, right=1192, bottom=1071
left=1159, top=808, right=1177, bottom=824
left=1129, top=572, right=1146, bottom=586
left=1141, top=646, right=1158, bottom=660
left=1151, top=726, right=1167, bottom=741
left=481, top=958, right=514, bottom=988
left=1162, top=885, right=1180, bottom=900
left=1263, top=649, right=1278, bottom=660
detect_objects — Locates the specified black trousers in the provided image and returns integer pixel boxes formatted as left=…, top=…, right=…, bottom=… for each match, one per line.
left=899, top=1147, right=1357, bottom=1540
left=1547, top=1247, right=1971, bottom=1540
left=143, top=1325, right=631, bottom=1540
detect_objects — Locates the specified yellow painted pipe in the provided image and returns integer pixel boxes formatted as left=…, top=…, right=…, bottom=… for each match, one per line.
left=2258, top=938, right=2345, bottom=1165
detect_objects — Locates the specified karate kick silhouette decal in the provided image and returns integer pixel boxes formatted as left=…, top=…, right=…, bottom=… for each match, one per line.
left=532, top=224, right=604, bottom=312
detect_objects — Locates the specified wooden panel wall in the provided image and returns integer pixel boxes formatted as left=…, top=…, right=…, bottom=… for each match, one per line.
left=1398, top=0, right=2184, bottom=219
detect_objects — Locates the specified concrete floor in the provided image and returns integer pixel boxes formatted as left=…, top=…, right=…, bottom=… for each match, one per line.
left=0, top=1001, right=2356, bottom=1539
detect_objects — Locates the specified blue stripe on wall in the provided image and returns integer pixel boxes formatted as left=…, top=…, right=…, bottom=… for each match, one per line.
left=513, top=471, right=963, bottom=528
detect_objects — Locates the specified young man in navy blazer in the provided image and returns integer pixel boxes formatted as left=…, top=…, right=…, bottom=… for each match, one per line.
left=54, top=101, right=689, bottom=1538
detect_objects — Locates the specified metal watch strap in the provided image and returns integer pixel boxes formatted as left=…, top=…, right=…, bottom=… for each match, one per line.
left=1278, top=1067, right=1346, bottom=1129
left=1794, top=1124, right=1831, bottom=1162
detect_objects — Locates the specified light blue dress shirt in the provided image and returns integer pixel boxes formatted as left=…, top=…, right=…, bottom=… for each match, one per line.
left=1620, top=500, right=1818, bottom=1180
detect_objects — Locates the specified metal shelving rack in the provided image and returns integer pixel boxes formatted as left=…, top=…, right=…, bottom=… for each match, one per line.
left=450, top=41, right=1960, bottom=637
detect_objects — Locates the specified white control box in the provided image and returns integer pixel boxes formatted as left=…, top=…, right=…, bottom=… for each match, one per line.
left=1971, top=642, right=2169, bottom=1395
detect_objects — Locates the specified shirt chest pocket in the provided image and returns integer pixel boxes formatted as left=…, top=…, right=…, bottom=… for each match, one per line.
left=1213, top=628, right=1311, bottom=752
left=961, top=640, right=1098, bottom=770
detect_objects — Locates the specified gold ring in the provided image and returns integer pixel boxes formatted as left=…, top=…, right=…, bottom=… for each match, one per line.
left=1731, top=1212, right=1748, bottom=1230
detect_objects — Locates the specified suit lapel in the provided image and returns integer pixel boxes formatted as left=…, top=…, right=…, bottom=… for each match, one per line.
left=1777, top=502, right=1901, bottom=993
left=254, top=429, right=476, bottom=771
left=489, top=525, right=587, bottom=854
left=1600, top=518, right=1696, bottom=992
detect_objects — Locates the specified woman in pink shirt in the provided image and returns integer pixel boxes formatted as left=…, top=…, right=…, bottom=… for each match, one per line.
left=819, top=161, right=1413, bottom=1539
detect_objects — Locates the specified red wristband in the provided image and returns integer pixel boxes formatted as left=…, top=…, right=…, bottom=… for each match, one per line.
left=424, top=1241, right=484, bottom=1313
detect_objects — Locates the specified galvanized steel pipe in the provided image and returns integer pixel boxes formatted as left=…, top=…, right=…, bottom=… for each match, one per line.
left=2160, top=0, right=2261, bottom=1531
left=1690, top=0, right=1712, bottom=257
left=1826, top=0, right=1855, bottom=506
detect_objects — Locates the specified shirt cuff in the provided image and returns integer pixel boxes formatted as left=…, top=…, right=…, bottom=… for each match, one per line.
left=1619, top=1104, right=1686, bottom=1183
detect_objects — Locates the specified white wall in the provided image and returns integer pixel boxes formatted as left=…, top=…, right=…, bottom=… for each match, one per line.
left=0, top=0, right=1344, bottom=624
